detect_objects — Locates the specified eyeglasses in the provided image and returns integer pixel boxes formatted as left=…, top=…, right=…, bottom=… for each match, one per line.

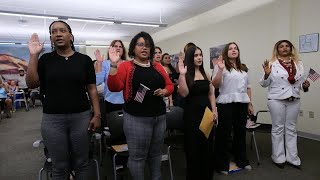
left=136, top=42, right=150, bottom=48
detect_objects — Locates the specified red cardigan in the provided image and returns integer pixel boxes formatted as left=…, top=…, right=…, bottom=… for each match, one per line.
left=108, top=61, right=174, bottom=102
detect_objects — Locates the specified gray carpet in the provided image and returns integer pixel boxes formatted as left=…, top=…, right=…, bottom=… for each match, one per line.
left=0, top=107, right=319, bottom=180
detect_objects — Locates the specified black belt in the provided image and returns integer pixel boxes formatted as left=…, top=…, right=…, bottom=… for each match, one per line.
left=268, top=97, right=300, bottom=101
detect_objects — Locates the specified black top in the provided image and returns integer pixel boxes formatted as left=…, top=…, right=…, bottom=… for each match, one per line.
left=124, top=65, right=166, bottom=117
left=184, top=80, right=211, bottom=130
left=38, top=51, right=96, bottom=114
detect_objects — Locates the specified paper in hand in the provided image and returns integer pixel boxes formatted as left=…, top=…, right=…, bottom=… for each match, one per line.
left=199, top=107, right=215, bottom=139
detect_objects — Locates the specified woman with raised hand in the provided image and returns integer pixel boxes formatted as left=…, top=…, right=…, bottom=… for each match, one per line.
left=107, top=31, right=174, bottom=180
left=212, top=42, right=253, bottom=175
left=95, top=40, right=127, bottom=112
left=260, top=40, right=310, bottom=169
left=178, top=46, right=217, bottom=180
left=26, top=20, right=100, bottom=180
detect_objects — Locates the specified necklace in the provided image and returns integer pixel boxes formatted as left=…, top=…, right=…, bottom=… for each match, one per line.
left=133, top=59, right=150, bottom=67
left=57, top=51, right=74, bottom=61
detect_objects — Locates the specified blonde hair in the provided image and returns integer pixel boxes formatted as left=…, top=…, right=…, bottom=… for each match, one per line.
left=271, top=40, right=299, bottom=64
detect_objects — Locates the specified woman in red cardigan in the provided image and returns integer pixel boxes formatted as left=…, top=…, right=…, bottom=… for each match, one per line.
left=107, top=31, right=173, bottom=180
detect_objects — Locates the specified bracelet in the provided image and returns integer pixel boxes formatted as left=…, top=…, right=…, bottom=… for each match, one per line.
left=110, top=64, right=118, bottom=68
left=94, top=114, right=102, bottom=119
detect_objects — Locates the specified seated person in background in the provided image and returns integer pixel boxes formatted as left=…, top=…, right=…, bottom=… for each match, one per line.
left=30, top=87, right=42, bottom=107
left=0, top=79, right=13, bottom=118
left=7, top=80, right=19, bottom=99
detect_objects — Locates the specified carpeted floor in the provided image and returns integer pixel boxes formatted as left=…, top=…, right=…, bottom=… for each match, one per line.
left=0, top=107, right=319, bottom=180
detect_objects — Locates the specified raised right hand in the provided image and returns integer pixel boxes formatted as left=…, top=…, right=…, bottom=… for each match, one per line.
left=262, top=60, right=272, bottom=76
left=108, top=47, right=120, bottom=64
left=216, top=55, right=225, bottom=70
left=28, top=33, right=43, bottom=55
left=94, top=49, right=105, bottom=62
left=178, top=57, right=187, bottom=75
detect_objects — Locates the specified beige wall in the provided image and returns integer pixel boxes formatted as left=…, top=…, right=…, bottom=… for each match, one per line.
left=156, top=0, right=320, bottom=137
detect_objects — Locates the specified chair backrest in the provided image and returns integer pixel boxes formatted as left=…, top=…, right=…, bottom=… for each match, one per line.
left=166, top=106, right=184, bottom=131
left=105, top=110, right=126, bottom=143
left=255, top=110, right=270, bottom=124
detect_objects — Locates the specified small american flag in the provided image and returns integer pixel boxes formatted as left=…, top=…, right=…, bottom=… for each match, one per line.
left=134, top=83, right=150, bottom=103
left=307, top=68, right=320, bottom=82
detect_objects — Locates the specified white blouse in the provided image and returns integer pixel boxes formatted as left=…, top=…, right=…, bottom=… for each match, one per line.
left=212, top=64, right=251, bottom=104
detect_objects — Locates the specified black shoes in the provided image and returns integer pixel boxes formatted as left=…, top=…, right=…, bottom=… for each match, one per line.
left=273, top=162, right=285, bottom=169
left=287, top=163, right=302, bottom=170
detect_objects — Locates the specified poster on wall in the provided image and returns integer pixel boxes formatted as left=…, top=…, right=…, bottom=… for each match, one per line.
left=299, top=33, right=319, bottom=53
left=170, top=53, right=179, bottom=68
left=0, top=44, right=79, bottom=81
left=209, top=44, right=226, bottom=69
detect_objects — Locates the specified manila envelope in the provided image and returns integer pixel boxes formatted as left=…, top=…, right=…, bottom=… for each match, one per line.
left=199, top=107, right=214, bottom=139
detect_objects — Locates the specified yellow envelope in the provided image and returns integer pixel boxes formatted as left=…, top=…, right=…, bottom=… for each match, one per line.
left=199, top=107, right=214, bottom=139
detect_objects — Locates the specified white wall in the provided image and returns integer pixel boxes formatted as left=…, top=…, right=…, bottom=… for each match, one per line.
left=156, top=0, right=320, bottom=137
left=290, top=0, right=320, bottom=138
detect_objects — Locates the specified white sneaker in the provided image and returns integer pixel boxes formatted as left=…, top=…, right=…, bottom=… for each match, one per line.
left=244, top=165, right=252, bottom=171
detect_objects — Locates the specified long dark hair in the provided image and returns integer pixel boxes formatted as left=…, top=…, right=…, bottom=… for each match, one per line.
left=184, top=46, right=208, bottom=88
left=128, top=31, right=155, bottom=61
left=49, top=20, right=75, bottom=51
left=161, top=53, right=175, bottom=73
left=107, top=40, right=127, bottom=60
left=221, top=42, right=246, bottom=72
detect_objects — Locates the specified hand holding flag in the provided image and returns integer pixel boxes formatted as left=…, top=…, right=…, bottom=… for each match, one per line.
left=134, top=83, right=150, bottom=103
left=307, top=68, right=320, bottom=82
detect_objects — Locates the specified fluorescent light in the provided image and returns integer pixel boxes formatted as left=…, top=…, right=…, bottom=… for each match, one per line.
left=0, top=12, right=58, bottom=19
left=0, top=42, right=15, bottom=45
left=121, top=22, right=159, bottom=27
left=0, top=10, right=167, bottom=27
left=68, top=18, right=114, bottom=24
left=84, top=44, right=110, bottom=47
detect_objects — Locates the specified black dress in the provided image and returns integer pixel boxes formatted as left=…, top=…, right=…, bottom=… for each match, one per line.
left=183, top=80, right=214, bottom=180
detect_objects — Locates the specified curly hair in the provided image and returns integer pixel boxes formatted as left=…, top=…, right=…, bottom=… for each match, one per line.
left=128, top=32, right=155, bottom=61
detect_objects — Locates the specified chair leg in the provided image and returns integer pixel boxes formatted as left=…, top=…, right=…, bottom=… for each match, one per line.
left=113, top=154, right=117, bottom=180
left=250, top=133, right=254, bottom=150
left=38, top=168, right=44, bottom=180
left=93, top=159, right=101, bottom=180
left=24, top=100, right=29, bottom=111
left=167, top=146, right=173, bottom=180
left=252, top=131, right=260, bottom=165
left=99, top=139, right=103, bottom=165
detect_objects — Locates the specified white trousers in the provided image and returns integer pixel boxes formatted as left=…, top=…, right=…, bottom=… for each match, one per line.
left=267, top=99, right=301, bottom=165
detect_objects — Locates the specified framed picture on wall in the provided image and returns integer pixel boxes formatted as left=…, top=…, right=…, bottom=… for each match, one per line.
left=299, top=33, right=319, bottom=53
left=209, top=44, right=226, bottom=69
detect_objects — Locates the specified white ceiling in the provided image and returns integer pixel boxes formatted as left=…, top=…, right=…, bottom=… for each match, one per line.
left=0, top=0, right=231, bottom=45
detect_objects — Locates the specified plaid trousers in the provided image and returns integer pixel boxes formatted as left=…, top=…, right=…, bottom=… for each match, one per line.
left=123, top=112, right=166, bottom=180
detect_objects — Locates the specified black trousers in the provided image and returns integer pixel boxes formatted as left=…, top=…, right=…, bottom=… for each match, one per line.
left=214, top=102, right=249, bottom=171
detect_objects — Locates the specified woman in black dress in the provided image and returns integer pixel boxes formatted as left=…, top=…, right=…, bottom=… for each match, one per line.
left=178, top=46, right=217, bottom=180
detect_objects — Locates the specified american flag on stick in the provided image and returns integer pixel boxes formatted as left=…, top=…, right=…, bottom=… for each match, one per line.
left=134, top=83, right=150, bottom=103
left=307, top=68, right=320, bottom=82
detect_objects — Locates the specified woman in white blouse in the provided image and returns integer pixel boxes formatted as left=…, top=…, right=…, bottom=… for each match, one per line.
left=261, top=40, right=310, bottom=169
left=212, top=42, right=253, bottom=175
